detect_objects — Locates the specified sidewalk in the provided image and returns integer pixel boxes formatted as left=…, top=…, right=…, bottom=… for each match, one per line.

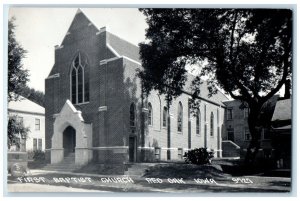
left=7, top=169, right=291, bottom=193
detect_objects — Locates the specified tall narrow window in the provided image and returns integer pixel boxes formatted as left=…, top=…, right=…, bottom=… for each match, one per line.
left=227, top=108, right=233, bottom=120
left=178, top=102, right=183, bottom=132
left=244, top=108, right=249, bottom=118
left=38, top=139, right=42, bottom=150
left=71, top=68, right=76, bottom=103
left=210, top=112, right=214, bottom=136
left=227, top=126, right=234, bottom=141
left=35, top=118, right=40, bottom=130
left=148, top=103, right=153, bottom=126
left=70, top=52, right=89, bottom=104
left=244, top=128, right=251, bottom=141
left=130, top=103, right=136, bottom=127
left=163, top=106, right=167, bottom=127
left=77, top=66, right=83, bottom=103
left=196, top=109, right=200, bottom=135
left=33, top=138, right=37, bottom=151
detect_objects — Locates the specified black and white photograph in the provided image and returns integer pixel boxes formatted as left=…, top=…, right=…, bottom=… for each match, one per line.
left=3, top=4, right=296, bottom=195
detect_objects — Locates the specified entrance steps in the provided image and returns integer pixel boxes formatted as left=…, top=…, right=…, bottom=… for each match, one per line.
left=222, top=140, right=241, bottom=157
left=42, top=153, right=79, bottom=172
left=124, top=163, right=156, bottom=176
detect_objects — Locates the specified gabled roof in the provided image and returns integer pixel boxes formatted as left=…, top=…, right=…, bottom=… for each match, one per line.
left=271, top=98, right=291, bottom=121
left=106, top=32, right=141, bottom=62
left=8, top=96, right=45, bottom=114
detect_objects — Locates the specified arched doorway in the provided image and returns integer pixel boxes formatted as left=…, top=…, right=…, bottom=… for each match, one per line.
left=63, top=126, right=76, bottom=157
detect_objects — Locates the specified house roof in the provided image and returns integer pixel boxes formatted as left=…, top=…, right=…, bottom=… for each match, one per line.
left=8, top=96, right=45, bottom=115
left=271, top=98, right=291, bottom=121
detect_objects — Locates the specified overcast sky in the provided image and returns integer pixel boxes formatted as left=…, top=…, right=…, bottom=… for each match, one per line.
left=9, top=7, right=148, bottom=92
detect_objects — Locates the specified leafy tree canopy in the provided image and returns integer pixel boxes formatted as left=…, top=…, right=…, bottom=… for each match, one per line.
left=139, top=9, right=292, bottom=163
left=139, top=9, right=292, bottom=106
left=18, top=86, right=45, bottom=107
left=8, top=17, right=29, bottom=102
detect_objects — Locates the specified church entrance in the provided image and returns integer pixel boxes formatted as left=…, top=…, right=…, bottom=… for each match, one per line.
left=129, top=136, right=136, bottom=162
left=63, top=126, right=76, bottom=157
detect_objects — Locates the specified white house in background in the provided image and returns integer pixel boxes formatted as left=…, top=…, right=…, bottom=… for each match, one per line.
left=8, top=96, right=45, bottom=152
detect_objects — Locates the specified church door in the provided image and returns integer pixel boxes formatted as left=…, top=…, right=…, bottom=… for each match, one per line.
left=63, top=126, right=76, bottom=156
left=129, top=136, right=136, bottom=162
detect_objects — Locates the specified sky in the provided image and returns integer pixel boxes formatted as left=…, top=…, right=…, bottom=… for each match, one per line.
left=8, top=7, right=148, bottom=92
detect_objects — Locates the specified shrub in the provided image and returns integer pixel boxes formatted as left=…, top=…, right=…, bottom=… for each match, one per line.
left=183, top=148, right=214, bottom=165
left=32, top=150, right=45, bottom=161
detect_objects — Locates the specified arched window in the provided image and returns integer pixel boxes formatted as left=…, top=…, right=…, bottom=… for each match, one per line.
left=70, top=52, right=89, bottom=104
left=196, top=109, right=200, bottom=135
left=210, top=112, right=214, bottom=136
left=130, top=103, right=136, bottom=127
left=148, top=103, right=153, bottom=126
left=163, top=106, right=167, bottom=127
left=178, top=102, right=183, bottom=132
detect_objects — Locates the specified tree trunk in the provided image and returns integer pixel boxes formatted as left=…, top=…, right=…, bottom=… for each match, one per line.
left=244, top=104, right=262, bottom=165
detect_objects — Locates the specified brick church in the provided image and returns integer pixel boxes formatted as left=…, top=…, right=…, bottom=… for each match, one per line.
left=45, top=9, right=229, bottom=167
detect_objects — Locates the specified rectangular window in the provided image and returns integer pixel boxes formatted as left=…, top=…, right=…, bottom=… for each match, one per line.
left=227, top=108, right=233, bottom=120
left=35, top=118, right=40, bottom=130
left=244, top=108, right=249, bottom=118
left=33, top=138, right=37, bottom=151
left=178, top=148, right=183, bottom=160
left=244, top=128, right=251, bottom=141
left=38, top=139, right=42, bottom=150
left=227, top=127, right=235, bottom=141
left=155, top=147, right=161, bottom=160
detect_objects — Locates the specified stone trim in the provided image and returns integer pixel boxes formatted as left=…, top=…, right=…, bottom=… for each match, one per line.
left=55, top=45, right=64, bottom=50
left=106, top=43, right=121, bottom=57
left=98, top=106, right=108, bottom=112
left=46, top=73, right=60, bottom=79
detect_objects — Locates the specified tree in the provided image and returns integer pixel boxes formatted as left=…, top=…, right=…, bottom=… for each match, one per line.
left=8, top=17, right=29, bottom=102
left=7, top=116, right=29, bottom=150
left=8, top=17, right=30, bottom=149
left=19, top=86, right=45, bottom=107
left=138, top=9, right=292, bottom=164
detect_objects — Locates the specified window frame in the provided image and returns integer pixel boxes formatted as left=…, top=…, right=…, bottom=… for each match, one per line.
left=130, top=103, right=136, bottom=128
left=33, top=138, right=37, bottom=151
left=148, top=103, right=153, bottom=126
left=227, top=108, right=233, bottom=120
left=210, top=112, right=214, bottom=137
left=244, top=128, right=251, bottom=141
left=70, top=52, right=89, bottom=105
left=196, top=109, right=200, bottom=135
left=163, top=106, right=167, bottom=128
left=35, top=118, right=40, bottom=131
left=177, top=102, right=183, bottom=133
left=178, top=148, right=183, bottom=160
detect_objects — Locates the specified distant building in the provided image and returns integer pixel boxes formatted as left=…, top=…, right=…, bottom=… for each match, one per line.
left=271, top=98, right=291, bottom=168
left=222, top=96, right=278, bottom=158
left=8, top=96, right=45, bottom=152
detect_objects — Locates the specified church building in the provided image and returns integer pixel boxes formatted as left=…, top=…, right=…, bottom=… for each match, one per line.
left=45, top=9, right=229, bottom=167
